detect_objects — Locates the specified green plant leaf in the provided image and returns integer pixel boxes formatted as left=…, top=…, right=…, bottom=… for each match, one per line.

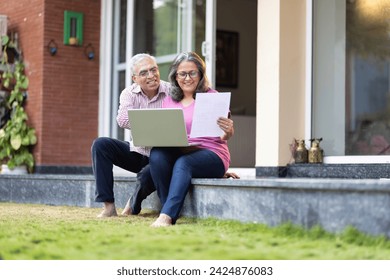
left=20, top=77, right=29, bottom=89
left=22, top=135, right=30, bottom=146
left=10, top=134, right=22, bottom=150
left=3, top=78, right=9, bottom=88
left=29, top=131, right=37, bottom=145
left=1, top=35, right=9, bottom=46
left=7, top=160, right=15, bottom=169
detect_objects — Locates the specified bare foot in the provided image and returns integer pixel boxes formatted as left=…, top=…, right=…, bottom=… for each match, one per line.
left=97, top=202, right=118, bottom=218
left=121, top=198, right=133, bottom=216
left=150, top=213, right=172, bottom=227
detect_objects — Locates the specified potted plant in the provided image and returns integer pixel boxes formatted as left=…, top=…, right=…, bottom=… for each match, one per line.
left=0, top=35, right=37, bottom=174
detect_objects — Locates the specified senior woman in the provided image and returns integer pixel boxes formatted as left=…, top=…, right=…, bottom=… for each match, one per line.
left=149, top=51, right=234, bottom=227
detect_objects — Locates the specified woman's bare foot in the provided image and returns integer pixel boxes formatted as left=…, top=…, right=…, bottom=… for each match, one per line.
left=150, top=213, right=172, bottom=227
left=121, top=198, right=132, bottom=216
left=97, top=202, right=118, bottom=218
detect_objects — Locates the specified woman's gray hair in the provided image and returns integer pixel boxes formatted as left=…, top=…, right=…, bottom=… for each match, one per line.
left=168, top=52, right=210, bottom=101
left=129, top=53, right=157, bottom=76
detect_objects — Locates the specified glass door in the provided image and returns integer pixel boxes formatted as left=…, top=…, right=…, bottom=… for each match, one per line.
left=103, top=0, right=216, bottom=141
left=312, top=0, right=390, bottom=163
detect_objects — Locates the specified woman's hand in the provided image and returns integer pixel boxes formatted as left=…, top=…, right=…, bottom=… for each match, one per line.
left=218, top=117, right=234, bottom=140
left=223, top=172, right=240, bottom=179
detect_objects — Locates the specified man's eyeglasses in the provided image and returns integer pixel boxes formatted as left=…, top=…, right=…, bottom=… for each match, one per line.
left=176, top=70, right=199, bottom=79
left=135, top=67, right=159, bottom=78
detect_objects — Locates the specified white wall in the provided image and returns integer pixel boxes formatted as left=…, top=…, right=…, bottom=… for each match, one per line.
left=256, top=0, right=307, bottom=167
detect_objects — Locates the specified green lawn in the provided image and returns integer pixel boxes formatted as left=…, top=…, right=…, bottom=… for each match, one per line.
left=0, top=203, right=389, bottom=260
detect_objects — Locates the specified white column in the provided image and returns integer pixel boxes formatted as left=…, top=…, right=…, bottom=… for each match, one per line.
left=256, top=0, right=308, bottom=169
left=256, top=0, right=281, bottom=167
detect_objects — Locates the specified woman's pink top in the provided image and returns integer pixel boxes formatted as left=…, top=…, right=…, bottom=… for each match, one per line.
left=162, top=91, right=231, bottom=171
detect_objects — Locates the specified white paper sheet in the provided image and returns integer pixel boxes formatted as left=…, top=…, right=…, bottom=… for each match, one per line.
left=190, top=92, right=231, bottom=137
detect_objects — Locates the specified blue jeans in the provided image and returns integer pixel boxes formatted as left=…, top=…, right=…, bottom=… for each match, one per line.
left=149, top=147, right=225, bottom=223
left=91, top=137, right=150, bottom=203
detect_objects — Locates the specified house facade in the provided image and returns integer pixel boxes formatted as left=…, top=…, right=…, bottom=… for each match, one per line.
left=0, top=0, right=389, bottom=178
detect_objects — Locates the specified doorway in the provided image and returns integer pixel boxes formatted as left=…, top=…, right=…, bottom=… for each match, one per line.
left=100, top=0, right=257, bottom=167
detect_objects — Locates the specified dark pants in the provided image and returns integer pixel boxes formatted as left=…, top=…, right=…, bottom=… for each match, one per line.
left=149, top=147, right=225, bottom=223
left=91, top=137, right=152, bottom=206
left=129, top=164, right=156, bottom=214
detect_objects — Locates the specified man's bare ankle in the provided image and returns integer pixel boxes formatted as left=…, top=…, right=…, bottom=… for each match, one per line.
left=97, top=202, right=118, bottom=218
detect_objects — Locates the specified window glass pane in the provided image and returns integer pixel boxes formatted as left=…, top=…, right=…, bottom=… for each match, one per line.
left=116, top=70, right=126, bottom=140
left=157, top=62, right=171, bottom=81
left=313, top=0, right=390, bottom=157
left=194, top=0, right=206, bottom=55
left=119, top=0, right=127, bottom=63
left=133, top=0, right=154, bottom=54
left=154, top=0, right=178, bottom=56
left=346, top=0, right=390, bottom=155
left=133, top=0, right=178, bottom=55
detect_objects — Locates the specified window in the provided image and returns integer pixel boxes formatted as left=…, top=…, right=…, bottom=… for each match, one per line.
left=133, top=0, right=206, bottom=79
left=313, top=0, right=390, bottom=159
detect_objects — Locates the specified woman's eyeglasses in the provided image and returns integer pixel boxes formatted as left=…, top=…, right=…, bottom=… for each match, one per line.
left=176, top=70, right=199, bottom=79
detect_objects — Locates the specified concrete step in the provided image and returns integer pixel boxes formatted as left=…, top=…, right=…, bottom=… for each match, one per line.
left=1, top=174, right=390, bottom=238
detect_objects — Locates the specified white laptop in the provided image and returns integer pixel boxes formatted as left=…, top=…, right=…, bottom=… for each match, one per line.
left=128, top=108, right=198, bottom=147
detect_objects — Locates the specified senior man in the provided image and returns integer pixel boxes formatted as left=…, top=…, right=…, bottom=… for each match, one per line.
left=91, top=53, right=170, bottom=217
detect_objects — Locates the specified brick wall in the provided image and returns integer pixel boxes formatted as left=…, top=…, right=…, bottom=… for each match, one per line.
left=0, top=0, right=101, bottom=171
